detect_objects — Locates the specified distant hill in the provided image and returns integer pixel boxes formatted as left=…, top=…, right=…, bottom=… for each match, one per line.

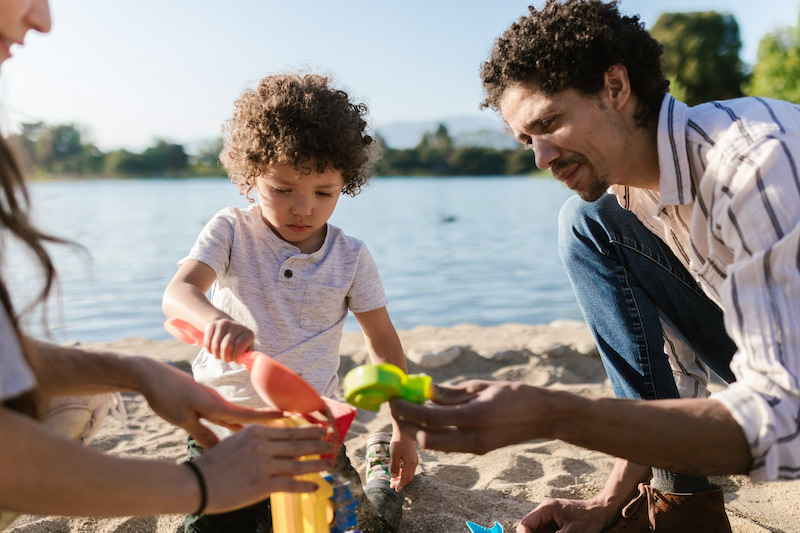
left=375, top=115, right=518, bottom=150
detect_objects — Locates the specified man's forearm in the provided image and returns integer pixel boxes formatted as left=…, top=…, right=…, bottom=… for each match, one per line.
left=547, top=388, right=752, bottom=476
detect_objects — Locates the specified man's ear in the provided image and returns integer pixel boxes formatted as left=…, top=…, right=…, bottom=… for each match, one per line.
left=604, top=64, right=631, bottom=110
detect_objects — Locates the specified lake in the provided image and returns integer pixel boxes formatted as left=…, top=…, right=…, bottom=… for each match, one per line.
left=9, top=176, right=583, bottom=343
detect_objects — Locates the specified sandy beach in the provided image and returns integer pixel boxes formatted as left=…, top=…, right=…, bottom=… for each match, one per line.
left=8, top=320, right=800, bottom=533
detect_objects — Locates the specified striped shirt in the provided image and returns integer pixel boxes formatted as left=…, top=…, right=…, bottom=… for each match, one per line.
left=609, top=94, right=800, bottom=482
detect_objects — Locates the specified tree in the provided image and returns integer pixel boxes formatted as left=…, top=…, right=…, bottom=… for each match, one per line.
left=505, top=147, right=539, bottom=176
left=9, top=122, right=103, bottom=175
left=416, top=123, right=453, bottom=175
left=651, top=11, right=746, bottom=105
left=447, top=147, right=506, bottom=175
left=746, top=16, right=800, bottom=103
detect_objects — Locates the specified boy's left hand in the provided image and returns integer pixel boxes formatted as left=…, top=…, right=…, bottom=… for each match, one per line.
left=389, top=432, right=418, bottom=491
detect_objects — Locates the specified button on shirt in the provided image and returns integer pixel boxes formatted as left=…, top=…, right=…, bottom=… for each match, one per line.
left=609, top=94, right=800, bottom=482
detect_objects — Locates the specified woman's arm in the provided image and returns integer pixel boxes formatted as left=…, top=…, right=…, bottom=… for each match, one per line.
left=28, top=338, right=282, bottom=448
left=0, top=406, right=330, bottom=517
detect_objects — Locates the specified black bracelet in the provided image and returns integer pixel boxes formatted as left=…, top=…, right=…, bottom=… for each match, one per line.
left=183, top=460, right=207, bottom=515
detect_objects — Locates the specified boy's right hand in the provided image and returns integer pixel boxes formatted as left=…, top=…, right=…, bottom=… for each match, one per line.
left=203, top=318, right=255, bottom=363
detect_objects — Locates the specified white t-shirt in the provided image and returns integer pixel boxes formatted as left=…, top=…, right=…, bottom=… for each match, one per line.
left=182, top=205, right=387, bottom=412
left=0, top=304, right=35, bottom=403
left=0, top=303, right=34, bottom=530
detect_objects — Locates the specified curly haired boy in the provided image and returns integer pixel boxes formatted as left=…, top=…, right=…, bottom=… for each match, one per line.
left=163, top=72, right=415, bottom=533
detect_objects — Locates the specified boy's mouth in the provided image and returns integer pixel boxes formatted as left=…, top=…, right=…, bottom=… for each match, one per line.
left=287, top=223, right=311, bottom=233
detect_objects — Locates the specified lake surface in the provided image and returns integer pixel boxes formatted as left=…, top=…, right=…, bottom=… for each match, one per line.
left=9, top=176, right=583, bottom=343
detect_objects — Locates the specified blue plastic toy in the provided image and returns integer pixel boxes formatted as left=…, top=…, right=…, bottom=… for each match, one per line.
left=466, top=521, right=503, bottom=533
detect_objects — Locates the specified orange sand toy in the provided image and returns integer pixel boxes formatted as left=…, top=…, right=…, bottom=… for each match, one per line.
left=163, top=318, right=325, bottom=413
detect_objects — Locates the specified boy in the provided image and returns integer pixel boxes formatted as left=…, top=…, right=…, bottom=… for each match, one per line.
left=163, top=72, right=416, bottom=533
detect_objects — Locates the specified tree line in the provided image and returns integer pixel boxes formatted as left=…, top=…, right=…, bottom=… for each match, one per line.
left=10, top=9, right=800, bottom=179
left=8, top=121, right=538, bottom=179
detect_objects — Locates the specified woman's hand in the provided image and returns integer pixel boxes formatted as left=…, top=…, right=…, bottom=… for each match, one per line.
left=194, top=423, right=332, bottom=514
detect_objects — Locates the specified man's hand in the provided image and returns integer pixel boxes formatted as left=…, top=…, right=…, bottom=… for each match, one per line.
left=389, top=380, right=546, bottom=454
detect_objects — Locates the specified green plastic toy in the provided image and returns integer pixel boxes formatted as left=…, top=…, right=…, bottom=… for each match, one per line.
left=343, top=363, right=432, bottom=411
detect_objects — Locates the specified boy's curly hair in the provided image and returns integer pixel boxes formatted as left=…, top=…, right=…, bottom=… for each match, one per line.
left=220, top=72, right=380, bottom=200
left=480, top=0, right=669, bottom=127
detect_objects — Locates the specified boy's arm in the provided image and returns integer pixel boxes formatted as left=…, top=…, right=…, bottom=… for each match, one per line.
left=353, top=306, right=406, bottom=371
left=353, top=307, right=417, bottom=490
left=162, top=260, right=228, bottom=328
left=163, top=260, right=253, bottom=362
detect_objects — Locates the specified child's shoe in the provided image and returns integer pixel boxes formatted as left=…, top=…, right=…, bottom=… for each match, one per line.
left=363, top=433, right=403, bottom=532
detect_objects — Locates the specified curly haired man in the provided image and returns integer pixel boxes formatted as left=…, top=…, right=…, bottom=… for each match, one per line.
left=390, top=1, right=800, bottom=532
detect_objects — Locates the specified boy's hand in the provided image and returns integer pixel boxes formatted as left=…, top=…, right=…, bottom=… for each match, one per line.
left=204, top=318, right=255, bottom=363
left=389, top=431, right=418, bottom=491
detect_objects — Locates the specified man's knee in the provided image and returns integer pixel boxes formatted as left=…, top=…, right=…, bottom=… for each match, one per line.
left=558, top=194, right=608, bottom=261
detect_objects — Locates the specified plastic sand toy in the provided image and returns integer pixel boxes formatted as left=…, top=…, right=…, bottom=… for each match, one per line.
left=466, top=521, right=503, bottom=533
left=164, top=318, right=325, bottom=413
left=343, top=363, right=432, bottom=411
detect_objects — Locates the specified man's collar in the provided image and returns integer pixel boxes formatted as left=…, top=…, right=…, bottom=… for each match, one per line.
left=656, top=94, right=693, bottom=206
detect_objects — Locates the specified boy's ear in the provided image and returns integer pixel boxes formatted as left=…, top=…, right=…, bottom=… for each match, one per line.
left=604, top=64, right=631, bottom=110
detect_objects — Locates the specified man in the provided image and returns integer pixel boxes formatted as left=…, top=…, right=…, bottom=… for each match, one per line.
left=389, top=1, right=800, bottom=532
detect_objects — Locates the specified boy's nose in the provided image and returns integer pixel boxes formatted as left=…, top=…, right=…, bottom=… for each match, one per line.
left=292, top=197, right=312, bottom=216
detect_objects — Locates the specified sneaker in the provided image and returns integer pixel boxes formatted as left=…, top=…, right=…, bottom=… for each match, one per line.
left=363, top=433, right=403, bottom=533
left=43, top=392, right=126, bottom=444
left=601, top=483, right=732, bottom=533
left=365, top=433, right=393, bottom=484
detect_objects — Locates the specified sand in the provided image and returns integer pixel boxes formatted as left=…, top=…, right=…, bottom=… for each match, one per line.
left=7, top=320, right=800, bottom=532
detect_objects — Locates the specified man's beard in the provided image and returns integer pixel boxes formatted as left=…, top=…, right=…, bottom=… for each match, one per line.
left=551, top=154, right=609, bottom=202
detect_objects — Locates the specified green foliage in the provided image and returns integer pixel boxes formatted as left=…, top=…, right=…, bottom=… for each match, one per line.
left=746, top=20, right=800, bottom=103
left=11, top=120, right=539, bottom=179
left=651, top=11, right=746, bottom=105
left=9, top=122, right=104, bottom=175
left=375, top=123, right=539, bottom=177
left=9, top=122, right=200, bottom=178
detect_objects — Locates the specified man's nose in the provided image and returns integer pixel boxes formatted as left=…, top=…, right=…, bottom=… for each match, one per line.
left=531, top=138, right=559, bottom=170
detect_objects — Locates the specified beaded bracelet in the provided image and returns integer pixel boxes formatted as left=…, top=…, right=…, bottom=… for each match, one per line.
left=183, top=460, right=207, bottom=515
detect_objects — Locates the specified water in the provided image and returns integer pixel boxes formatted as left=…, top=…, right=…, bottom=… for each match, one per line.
left=9, top=176, right=582, bottom=343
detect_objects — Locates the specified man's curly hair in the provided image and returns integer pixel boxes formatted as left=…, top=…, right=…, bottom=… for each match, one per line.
left=480, top=0, right=669, bottom=127
left=220, top=72, right=379, bottom=200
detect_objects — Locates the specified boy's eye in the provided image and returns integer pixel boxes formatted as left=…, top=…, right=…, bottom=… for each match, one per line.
left=272, top=188, right=291, bottom=194
left=316, top=191, right=335, bottom=197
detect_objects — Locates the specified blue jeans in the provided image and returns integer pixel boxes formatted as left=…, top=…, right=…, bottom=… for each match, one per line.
left=557, top=194, right=736, bottom=402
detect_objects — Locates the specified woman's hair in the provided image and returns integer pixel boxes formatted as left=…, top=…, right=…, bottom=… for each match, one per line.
left=220, top=72, right=381, bottom=201
left=480, top=0, right=669, bottom=127
left=0, top=137, right=70, bottom=419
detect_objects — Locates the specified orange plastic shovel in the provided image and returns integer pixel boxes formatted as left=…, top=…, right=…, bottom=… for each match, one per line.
left=163, top=318, right=326, bottom=414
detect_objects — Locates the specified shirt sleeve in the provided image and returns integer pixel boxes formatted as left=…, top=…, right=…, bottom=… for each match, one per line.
left=0, top=305, right=36, bottom=402
left=180, top=208, right=236, bottom=276
left=346, top=243, right=388, bottom=314
left=708, top=134, right=800, bottom=481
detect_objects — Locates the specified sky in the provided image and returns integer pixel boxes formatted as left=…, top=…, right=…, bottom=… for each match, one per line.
left=1, top=0, right=798, bottom=152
